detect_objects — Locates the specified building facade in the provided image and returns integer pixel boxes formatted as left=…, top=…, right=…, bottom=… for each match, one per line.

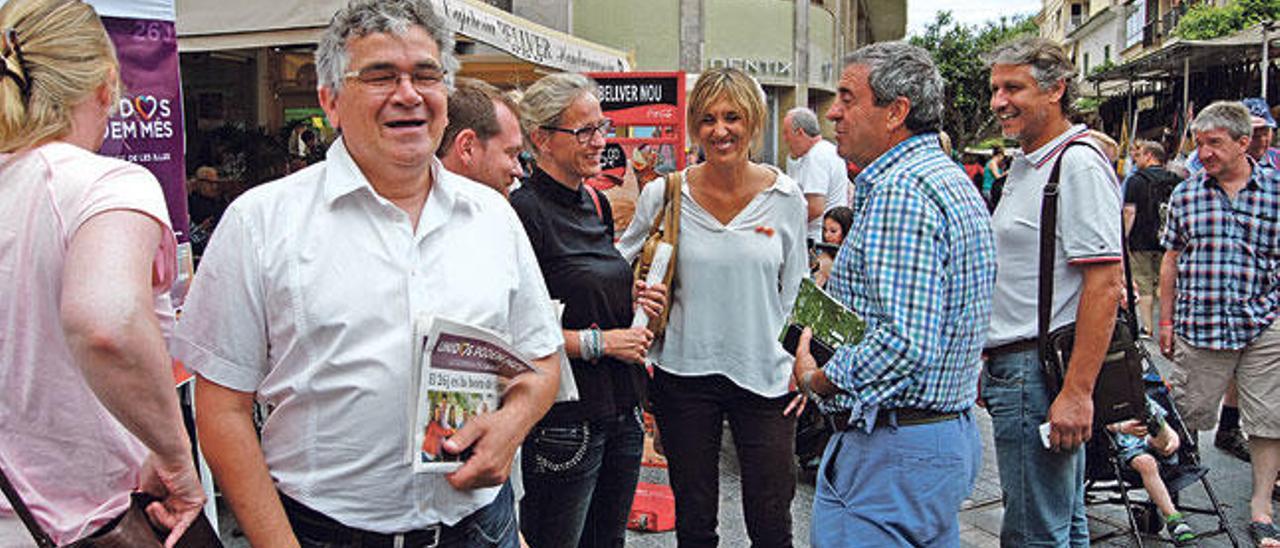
left=175, top=0, right=904, bottom=180
left=510, top=0, right=906, bottom=165
left=1041, top=0, right=1271, bottom=149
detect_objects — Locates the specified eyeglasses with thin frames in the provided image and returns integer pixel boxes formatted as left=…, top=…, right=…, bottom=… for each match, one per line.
left=342, top=63, right=446, bottom=95
left=540, top=119, right=613, bottom=144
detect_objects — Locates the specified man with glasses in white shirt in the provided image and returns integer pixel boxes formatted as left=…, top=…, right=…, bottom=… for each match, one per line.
left=173, top=2, right=563, bottom=546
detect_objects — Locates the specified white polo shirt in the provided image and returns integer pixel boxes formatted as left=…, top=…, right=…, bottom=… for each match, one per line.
left=173, top=138, right=562, bottom=531
left=786, top=139, right=849, bottom=240
left=987, top=124, right=1122, bottom=347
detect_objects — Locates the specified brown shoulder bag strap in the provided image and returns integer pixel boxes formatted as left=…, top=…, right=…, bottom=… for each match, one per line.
left=0, top=465, right=57, bottom=547
left=663, top=171, right=682, bottom=244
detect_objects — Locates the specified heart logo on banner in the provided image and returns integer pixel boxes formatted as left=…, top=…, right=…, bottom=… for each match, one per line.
left=134, top=95, right=159, bottom=121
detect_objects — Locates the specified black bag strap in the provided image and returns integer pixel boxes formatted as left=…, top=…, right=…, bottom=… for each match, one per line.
left=0, top=464, right=58, bottom=547
left=1038, top=139, right=1140, bottom=363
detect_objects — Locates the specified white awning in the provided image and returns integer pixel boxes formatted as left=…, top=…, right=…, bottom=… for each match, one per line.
left=175, top=0, right=630, bottom=73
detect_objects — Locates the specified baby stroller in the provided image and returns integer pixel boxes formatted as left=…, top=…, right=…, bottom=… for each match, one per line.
left=1083, top=367, right=1241, bottom=546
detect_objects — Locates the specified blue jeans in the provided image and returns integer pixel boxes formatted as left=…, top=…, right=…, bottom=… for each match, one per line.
left=519, top=407, right=644, bottom=548
left=982, top=348, right=1088, bottom=547
left=287, top=481, right=518, bottom=548
left=811, top=411, right=982, bottom=547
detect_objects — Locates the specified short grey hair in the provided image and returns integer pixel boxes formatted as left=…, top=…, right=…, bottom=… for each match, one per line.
left=1134, top=139, right=1166, bottom=163
left=519, top=73, right=599, bottom=135
left=1191, top=101, right=1253, bottom=141
left=983, top=37, right=1077, bottom=117
left=315, top=0, right=458, bottom=93
left=786, top=107, right=821, bottom=137
left=843, top=41, right=945, bottom=134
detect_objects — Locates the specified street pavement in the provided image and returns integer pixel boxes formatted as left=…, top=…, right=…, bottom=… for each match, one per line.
left=216, top=343, right=1263, bottom=547
left=623, top=342, right=1259, bottom=547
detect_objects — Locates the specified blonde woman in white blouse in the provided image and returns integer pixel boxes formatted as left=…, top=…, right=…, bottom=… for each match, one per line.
left=617, top=67, right=809, bottom=547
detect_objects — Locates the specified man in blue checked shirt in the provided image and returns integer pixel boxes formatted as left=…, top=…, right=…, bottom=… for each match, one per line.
left=790, top=41, right=996, bottom=547
left=1157, top=101, right=1280, bottom=547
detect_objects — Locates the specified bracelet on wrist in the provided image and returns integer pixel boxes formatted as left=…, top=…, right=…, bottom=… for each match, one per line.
left=579, top=328, right=603, bottom=362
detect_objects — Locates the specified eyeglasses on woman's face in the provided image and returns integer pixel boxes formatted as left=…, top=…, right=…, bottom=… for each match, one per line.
left=540, top=119, right=613, bottom=145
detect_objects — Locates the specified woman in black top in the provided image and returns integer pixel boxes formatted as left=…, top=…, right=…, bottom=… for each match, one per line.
left=509, top=72, right=666, bottom=548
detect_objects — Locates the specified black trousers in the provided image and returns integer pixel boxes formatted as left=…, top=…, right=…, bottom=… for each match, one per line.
left=651, top=368, right=797, bottom=548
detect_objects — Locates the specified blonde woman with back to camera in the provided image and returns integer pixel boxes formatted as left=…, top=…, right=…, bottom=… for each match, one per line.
left=0, top=0, right=206, bottom=546
left=618, top=67, right=809, bottom=547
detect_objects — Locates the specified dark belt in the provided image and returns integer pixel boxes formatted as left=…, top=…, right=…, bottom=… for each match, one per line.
left=829, top=408, right=960, bottom=432
left=984, top=338, right=1038, bottom=358
left=280, top=492, right=443, bottom=548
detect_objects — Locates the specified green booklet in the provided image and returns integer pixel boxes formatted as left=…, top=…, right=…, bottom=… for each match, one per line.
left=779, top=278, right=866, bottom=365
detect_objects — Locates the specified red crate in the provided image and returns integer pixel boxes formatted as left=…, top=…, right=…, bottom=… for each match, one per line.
left=627, top=482, right=675, bottom=532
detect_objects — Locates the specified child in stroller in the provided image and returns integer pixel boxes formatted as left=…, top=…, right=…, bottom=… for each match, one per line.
left=1106, top=395, right=1198, bottom=545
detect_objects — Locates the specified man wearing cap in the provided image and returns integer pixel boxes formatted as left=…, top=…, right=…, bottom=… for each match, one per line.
left=1159, top=101, right=1280, bottom=546
left=1243, top=97, right=1280, bottom=169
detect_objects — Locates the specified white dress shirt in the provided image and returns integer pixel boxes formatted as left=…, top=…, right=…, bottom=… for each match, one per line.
left=173, top=138, right=562, bottom=531
left=617, top=166, right=809, bottom=397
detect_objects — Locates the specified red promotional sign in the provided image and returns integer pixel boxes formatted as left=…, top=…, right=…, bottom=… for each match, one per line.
left=586, top=72, right=686, bottom=193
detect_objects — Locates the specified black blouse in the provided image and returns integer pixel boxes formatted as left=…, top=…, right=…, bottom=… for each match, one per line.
left=510, top=167, right=643, bottom=423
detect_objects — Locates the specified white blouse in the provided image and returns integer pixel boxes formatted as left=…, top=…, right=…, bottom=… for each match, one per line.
left=617, top=166, right=809, bottom=397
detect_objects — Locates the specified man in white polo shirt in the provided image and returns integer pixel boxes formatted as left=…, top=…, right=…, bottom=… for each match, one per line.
left=783, top=107, right=849, bottom=243
left=173, top=1, right=562, bottom=546
left=982, top=37, right=1124, bottom=547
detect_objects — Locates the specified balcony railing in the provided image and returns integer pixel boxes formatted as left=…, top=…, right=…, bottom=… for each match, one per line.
left=1161, top=4, right=1186, bottom=38
left=1068, top=13, right=1086, bottom=32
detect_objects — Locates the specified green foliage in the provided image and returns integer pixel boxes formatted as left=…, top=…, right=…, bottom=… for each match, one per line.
left=909, top=11, right=1039, bottom=150
left=1088, top=59, right=1117, bottom=77
left=1076, top=96, right=1102, bottom=112
left=1174, top=0, right=1280, bottom=40
left=977, top=136, right=1015, bottom=150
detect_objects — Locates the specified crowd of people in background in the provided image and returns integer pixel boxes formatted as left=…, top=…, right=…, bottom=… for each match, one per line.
left=5, top=0, right=1280, bottom=547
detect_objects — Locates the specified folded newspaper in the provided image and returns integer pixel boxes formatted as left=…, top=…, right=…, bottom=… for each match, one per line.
left=779, top=278, right=866, bottom=366
left=411, top=317, right=539, bottom=473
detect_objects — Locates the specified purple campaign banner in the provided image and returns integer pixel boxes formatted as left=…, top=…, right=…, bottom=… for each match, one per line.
left=99, top=16, right=188, bottom=242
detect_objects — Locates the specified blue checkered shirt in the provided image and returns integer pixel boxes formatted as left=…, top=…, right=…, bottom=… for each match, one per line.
left=822, top=133, right=996, bottom=428
left=1161, top=161, right=1280, bottom=350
